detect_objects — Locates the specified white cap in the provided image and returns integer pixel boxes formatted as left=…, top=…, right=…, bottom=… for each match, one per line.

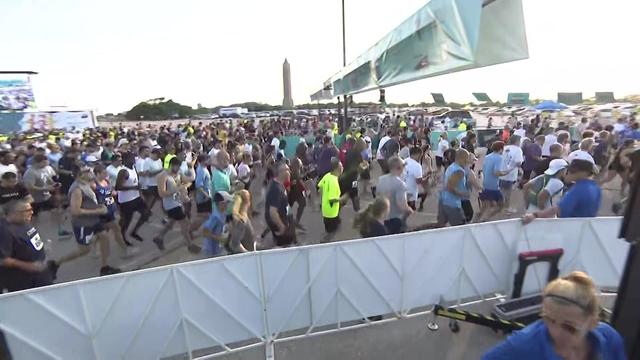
left=544, top=159, right=569, bottom=175
left=85, top=155, right=99, bottom=163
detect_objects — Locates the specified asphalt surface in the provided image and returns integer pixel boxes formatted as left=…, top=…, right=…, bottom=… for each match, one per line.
left=36, top=157, right=622, bottom=285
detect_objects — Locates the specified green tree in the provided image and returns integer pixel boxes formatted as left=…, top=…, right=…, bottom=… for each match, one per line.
left=125, top=99, right=194, bottom=120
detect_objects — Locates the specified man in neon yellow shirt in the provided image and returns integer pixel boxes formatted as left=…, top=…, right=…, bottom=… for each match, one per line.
left=318, top=157, right=347, bottom=242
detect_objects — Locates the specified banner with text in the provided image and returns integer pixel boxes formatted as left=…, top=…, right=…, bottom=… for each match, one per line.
left=0, top=111, right=95, bottom=133
left=0, top=76, right=36, bottom=111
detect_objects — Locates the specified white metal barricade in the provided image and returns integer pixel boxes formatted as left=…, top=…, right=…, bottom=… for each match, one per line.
left=0, top=217, right=628, bottom=359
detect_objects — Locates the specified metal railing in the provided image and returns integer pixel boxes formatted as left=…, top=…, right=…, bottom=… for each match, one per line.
left=0, top=217, right=627, bottom=360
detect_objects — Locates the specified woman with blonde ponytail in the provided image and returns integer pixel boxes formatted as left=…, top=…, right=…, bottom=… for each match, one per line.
left=483, top=271, right=626, bottom=360
left=353, top=198, right=390, bottom=238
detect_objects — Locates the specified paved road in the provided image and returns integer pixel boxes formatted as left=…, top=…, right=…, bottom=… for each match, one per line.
left=36, top=162, right=622, bottom=285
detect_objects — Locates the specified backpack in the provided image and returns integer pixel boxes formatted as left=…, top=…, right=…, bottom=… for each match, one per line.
left=526, top=175, right=562, bottom=208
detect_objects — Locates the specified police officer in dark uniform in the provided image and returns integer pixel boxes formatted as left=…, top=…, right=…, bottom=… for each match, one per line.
left=0, top=199, right=53, bottom=292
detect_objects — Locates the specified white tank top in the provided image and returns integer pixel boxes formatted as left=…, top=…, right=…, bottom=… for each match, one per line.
left=117, top=167, right=141, bottom=203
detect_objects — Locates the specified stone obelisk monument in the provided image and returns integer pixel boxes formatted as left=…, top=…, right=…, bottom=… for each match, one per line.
left=282, top=58, right=294, bottom=109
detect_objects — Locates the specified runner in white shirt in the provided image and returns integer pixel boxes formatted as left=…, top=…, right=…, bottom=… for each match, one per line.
left=513, top=123, right=527, bottom=146
left=106, top=154, right=125, bottom=186
left=403, top=147, right=425, bottom=209
left=270, top=134, right=280, bottom=154
left=115, top=152, right=150, bottom=244
left=142, top=149, right=164, bottom=210
left=499, top=136, right=524, bottom=214
left=435, top=133, right=450, bottom=171
left=135, top=147, right=150, bottom=192
left=541, top=130, right=558, bottom=157
left=567, top=138, right=595, bottom=164
left=376, top=133, right=391, bottom=160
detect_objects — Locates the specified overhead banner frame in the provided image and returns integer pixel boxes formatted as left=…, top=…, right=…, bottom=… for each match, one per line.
left=472, top=92, right=492, bottom=102
left=557, top=92, right=583, bottom=106
left=310, top=0, right=529, bottom=99
left=595, top=92, right=615, bottom=104
left=431, top=93, right=446, bottom=105
left=507, top=92, right=529, bottom=106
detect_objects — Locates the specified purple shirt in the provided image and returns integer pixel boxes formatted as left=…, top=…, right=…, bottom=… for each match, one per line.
left=523, top=143, right=542, bottom=171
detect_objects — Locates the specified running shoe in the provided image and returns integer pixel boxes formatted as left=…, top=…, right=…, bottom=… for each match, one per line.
left=47, top=260, right=60, bottom=281
left=99, top=266, right=122, bottom=276
left=130, top=233, right=144, bottom=242
left=187, top=244, right=201, bottom=254
left=153, top=237, right=165, bottom=251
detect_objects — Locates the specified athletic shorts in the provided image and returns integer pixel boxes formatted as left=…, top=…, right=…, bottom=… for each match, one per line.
left=32, top=198, right=55, bottom=215
left=323, top=216, right=341, bottom=234
left=339, top=179, right=358, bottom=199
left=73, top=223, right=105, bottom=245
left=196, top=201, right=212, bottom=214
left=288, top=182, right=305, bottom=206
left=499, top=180, right=515, bottom=190
left=384, top=218, right=403, bottom=234
left=142, top=186, right=159, bottom=197
left=479, top=189, right=504, bottom=203
left=167, top=206, right=187, bottom=221
left=119, top=197, right=147, bottom=220
left=438, top=201, right=466, bottom=226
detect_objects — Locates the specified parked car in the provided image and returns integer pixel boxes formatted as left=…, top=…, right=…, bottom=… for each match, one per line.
left=434, top=110, right=474, bottom=122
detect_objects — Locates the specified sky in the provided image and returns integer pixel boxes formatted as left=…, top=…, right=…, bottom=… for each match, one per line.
left=1, top=0, right=639, bottom=114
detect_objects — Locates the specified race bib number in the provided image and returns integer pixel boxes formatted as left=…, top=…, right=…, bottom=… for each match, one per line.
left=30, top=233, right=44, bottom=251
left=352, top=181, right=358, bottom=189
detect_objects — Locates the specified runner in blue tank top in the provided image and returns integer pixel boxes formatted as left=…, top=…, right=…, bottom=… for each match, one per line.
left=94, top=165, right=139, bottom=257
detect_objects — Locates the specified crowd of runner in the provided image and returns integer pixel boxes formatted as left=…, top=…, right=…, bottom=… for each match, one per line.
left=0, top=112, right=639, bottom=292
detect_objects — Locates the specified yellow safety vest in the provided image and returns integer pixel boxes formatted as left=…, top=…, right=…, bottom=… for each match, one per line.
left=163, top=154, right=176, bottom=169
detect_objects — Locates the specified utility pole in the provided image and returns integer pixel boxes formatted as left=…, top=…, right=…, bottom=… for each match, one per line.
left=341, top=0, right=348, bottom=132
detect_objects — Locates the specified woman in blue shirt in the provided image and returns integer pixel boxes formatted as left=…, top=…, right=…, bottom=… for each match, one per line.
left=482, top=271, right=625, bottom=360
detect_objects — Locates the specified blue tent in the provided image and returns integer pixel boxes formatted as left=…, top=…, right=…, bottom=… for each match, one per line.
left=535, top=100, right=568, bottom=111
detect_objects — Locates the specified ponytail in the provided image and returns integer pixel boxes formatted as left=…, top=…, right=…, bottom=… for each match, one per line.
left=353, top=198, right=390, bottom=237
left=353, top=203, right=375, bottom=236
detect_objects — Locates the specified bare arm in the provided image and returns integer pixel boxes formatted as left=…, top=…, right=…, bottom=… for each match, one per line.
left=537, top=190, right=550, bottom=210
left=1, top=257, right=46, bottom=272
left=522, top=205, right=559, bottom=224
left=202, top=227, right=227, bottom=242
left=115, top=169, right=137, bottom=191
left=157, top=174, right=179, bottom=198
left=269, top=206, right=286, bottom=234
left=70, top=188, right=105, bottom=216
left=446, top=170, right=468, bottom=198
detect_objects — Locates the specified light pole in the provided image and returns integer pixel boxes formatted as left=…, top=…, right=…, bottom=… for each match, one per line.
left=341, top=0, right=348, bottom=132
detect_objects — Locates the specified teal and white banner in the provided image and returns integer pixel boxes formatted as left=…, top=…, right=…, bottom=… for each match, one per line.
left=313, top=0, right=529, bottom=97
left=0, top=76, right=36, bottom=111
left=0, top=111, right=95, bottom=133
